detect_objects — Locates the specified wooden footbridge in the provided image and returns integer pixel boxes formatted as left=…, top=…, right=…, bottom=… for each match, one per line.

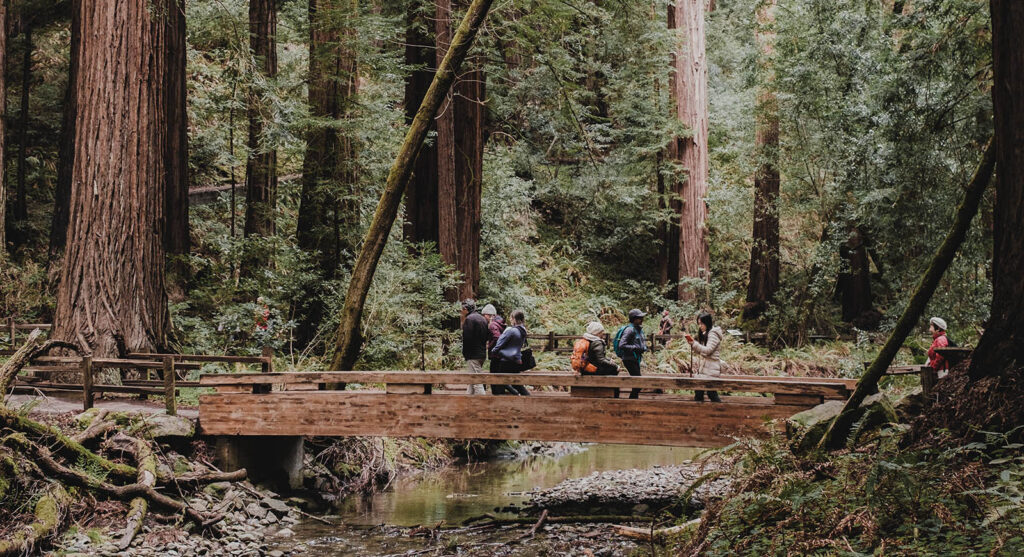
left=197, top=372, right=857, bottom=448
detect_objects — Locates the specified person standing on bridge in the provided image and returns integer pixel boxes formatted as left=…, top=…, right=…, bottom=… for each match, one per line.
left=461, top=299, right=488, bottom=395
left=582, top=321, right=619, bottom=376
left=489, top=309, right=531, bottom=396
left=687, top=311, right=723, bottom=402
left=615, top=309, right=648, bottom=399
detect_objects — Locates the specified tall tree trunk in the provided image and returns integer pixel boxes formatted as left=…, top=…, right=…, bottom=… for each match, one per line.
left=453, top=48, right=485, bottom=301
left=669, top=0, right=710, bottom=301
left=402, top=0, right=438, bottom=247
left=970, top=0, right=1024, bottom=378
left=52, top=0, right=179, bottom=365
left=0, top=2, right=6, bottom=256
left=743, top=0, right=780, bottom=322
left=435, top=0, right=459, bottom=304
left=49, top=0, right=79, bottom=264
left=330, top=0, right=494, bottom=371
left=838, top=226, right=875, bottom=326
left=164, top=0, right=189, bottom=291
left=13, top=24, right=31, bottom=225
left=243, top=0, right=278, bottom=268
left=296, top=0, right=359, bottom=347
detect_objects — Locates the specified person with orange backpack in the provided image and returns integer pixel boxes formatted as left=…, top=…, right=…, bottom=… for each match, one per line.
left=572, top=322, right=619, bottom=376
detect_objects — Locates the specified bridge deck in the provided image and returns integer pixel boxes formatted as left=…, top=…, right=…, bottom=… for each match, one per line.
left=198, top=372, right=853, bottom=447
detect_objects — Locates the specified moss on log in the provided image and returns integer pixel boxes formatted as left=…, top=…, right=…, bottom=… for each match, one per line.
left=0, top=482, right=70, bottom=556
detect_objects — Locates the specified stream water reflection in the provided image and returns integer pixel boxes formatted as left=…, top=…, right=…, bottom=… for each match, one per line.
left=337, top=443, right=703, bottom=527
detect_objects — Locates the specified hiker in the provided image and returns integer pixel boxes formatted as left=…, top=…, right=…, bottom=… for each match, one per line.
left=687, top=311, right=723, bottom=402
left=927, top=317, right=949, bottom=372
left=615, top=309, right=648, bottom=399
left=573, top=321, right=619, bottom=376
left=482, top=304, right=505, bottom=368
left=659, top=310, right=674, bottom=336
left=254, top=296, right=271, bottom=331
left=461, top=299, right=488, bottom=395
left=489, top=309, right=531, bottom=396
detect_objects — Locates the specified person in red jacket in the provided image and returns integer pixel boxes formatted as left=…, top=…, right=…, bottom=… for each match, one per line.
left=927, top=317, right=949, bottom=371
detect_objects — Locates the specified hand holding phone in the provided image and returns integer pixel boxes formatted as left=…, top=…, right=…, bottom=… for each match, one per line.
left=685, top=333, right=694, bottom=343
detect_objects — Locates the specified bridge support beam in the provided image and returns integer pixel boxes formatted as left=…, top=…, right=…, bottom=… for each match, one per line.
left=213, top=436, right=304, bottom=491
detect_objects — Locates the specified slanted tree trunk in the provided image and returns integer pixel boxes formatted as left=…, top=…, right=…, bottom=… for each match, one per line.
left=13, top=24, right=31, bottom=228
left=453, top=47, right=485, bottom=301
left=49, top=0, right=79, bottom=264
left=668, top=0, right=710, bottom=301
left=243, top=0, right=278, bottom=269
left=743, top=0, right=779, bottom=321
left=164, top=0, right=189, bottom=290
left=330, top=0, right=494, bottom=371
left=52, top=0, right=179, bottom=365
left=970, top=0, right=1024, bottom=378
left=0, top=1, right=7, bottom=256
left=295, top=0, right=359, bottom=347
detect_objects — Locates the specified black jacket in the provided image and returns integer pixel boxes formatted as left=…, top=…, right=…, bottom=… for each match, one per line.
left=618, top=324, right=647, bottom=362
left=587, top=338, right=619, bottom=374
left=462, top=311, right=489, bottom=360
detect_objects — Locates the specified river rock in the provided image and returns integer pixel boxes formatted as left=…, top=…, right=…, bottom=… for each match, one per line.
left=262, top=497, right=291, bottom=516
left=245, top=502, right=266, bottom=519
left=133, top=414, right=195, bottom=440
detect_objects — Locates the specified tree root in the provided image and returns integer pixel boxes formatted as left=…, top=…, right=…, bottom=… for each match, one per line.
left=0, top=482, right=71, bottom=557
left=612, top=518, right=700, bottom=543
left=118, top=435, right=157, bottom=550
left=73, top=418, right=116, bottom=445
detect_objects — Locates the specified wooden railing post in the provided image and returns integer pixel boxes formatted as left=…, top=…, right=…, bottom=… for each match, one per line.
left=920, top=365, right=937, bottom=399
left=8, top=317, right=15, bottom=345
left=547, top=331, right=555, bottom=352
left=163, top=356, right=177, bottom=416
left=81, top=356, right=94, bottom=411
left=261, top=346, right=273, bottom=373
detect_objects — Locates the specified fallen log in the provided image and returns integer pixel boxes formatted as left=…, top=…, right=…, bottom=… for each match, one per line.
left=459, top=514, right=653, bottom=527
left=118, top=436, right=157, bottom=550
left=0, top=409, right=136, bottom=480
left=612, top=518, right=700, bottom=543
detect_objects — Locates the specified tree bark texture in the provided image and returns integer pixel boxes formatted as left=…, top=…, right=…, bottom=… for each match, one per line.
left=435, top=0, right=459, bottom=302
left=403, top=0, right=439, bottom=246
left=453, top=49, right=485, bottom=301
left=330, top=0, right=494, bottom=371
left=52, top=0, right=180, bottom=360
left=743, top=0, right=779, bottom=321
left=164, top=0, right=189, bottom=263
left=668, top=0, right=710, bottom=301
left=13, top=25, right=31, bottom=228
left=296, top=0, right=359, bottom=346
left=0, top=1, right=6, bottom=255
left=244, top=0, right=278, bottom=256
left=49, top=0, right=80, bottom=262
left=823, top=139, right=995, bottom=448
left=970, top=0, right=1024, bottom=378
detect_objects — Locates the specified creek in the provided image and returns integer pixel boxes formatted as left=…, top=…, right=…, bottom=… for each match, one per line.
left=273, top=443, right=702, bottom=555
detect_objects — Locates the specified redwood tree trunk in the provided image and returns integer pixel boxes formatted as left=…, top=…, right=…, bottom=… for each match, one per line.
left=669, top=0, right=710, bottom=301
left=970, top=0, right=1024, bottom=378
left=453, top=49, right=485, bottom=301
left=52, top=0, right=179, bottom=362
left=0, top=2, right=6, bottom=256
left=49, top=0, right=80, bottom=263
left=743, top=0, right=780, bottom=321
left=164, top=1, right=189, bottom=284
left=402, top=0, right=439, bottom=246
left=296, top=0, right=359, bottom=346
left=13, top=25, right=31, bottom=226
left=244, top=0, right=278, bottom=265
left=435, top=0, right=459, bottom=304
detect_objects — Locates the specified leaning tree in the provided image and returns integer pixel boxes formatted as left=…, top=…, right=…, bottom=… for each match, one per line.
left=51, top=0, right=186, bottom=362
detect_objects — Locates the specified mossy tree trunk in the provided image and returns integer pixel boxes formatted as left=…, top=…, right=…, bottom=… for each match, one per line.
left=329, top=0, right=495, bottom=371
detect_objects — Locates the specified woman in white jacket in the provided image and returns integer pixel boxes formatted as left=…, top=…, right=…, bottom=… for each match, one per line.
left=689, top=311, right=723, bottom=402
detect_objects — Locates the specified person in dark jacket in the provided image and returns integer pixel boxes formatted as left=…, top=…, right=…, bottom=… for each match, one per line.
left=583, top=321, right=619, bottom=376
left=482, top=304, right=505, bottom=371
left=489, top=309, right=530, bottom=396
left=618, top=309, right=648, bottom=399
left=461, top=299, right=488, bottom=395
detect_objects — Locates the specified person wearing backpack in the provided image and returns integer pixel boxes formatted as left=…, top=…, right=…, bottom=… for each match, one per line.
left=687, top=311, right=722, bottom=402
left=482, top=304, right=505, bottom=370
left=614, top=309, right=648, bottom=399
left=573, top=321, right=619, bottom=376
left=927, top=317, right=950, bottom=371
left=489, top=309, right=531, bottom=396
left=461, top=299, right=489, bottom=395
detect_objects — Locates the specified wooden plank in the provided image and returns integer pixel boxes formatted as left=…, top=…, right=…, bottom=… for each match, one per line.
left=164, top=357, right=177, bottom=416
left=198, top=371, right=853, bottom=398
left=570, top=386, right=617, bottom=398
left=82, top=357, right=94, bottom=411
left=773, top=393, right=824, bottom=406
left=126, top=353, right=269, bottom=364
left=386, top=383, right=432, bottom=394
left=198, top=392, right=811, bottom=447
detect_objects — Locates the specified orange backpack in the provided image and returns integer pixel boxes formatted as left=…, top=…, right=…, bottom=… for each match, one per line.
left=571, top=338, right=598, bottom=374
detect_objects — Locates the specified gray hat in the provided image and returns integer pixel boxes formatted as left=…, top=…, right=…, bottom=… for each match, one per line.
left=930, top=317, right=947, bottom=331
left=628, top=308, right=646, bottom=320
left=481, top=304, right=497, bottom=316
left=462, top=299, right=476, bottom=311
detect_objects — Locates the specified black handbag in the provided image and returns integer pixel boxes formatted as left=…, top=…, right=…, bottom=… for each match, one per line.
left=517, top=326, right=537, bottom=371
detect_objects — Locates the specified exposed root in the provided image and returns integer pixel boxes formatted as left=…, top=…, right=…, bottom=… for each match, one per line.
left=118, top=436, right=157, bottom=550
left=0, top=482, right=71, bottom=557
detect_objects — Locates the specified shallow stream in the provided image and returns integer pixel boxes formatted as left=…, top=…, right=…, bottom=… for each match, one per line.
left=274, top=444, right=702, bottom=555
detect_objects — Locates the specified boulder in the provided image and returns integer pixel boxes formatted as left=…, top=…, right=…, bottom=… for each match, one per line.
left=786, top=400, right=843, bottom=452
left=786, top=394, right=898, bottom=452
left=133, top=414, right=195, bottom=440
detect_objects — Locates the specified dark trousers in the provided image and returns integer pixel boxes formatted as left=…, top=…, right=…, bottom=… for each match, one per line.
left=490, top=359, right=530, bottom=396
left=623, top=359, right=642, bottom=399
left=694, top=390, right=721, bottom=402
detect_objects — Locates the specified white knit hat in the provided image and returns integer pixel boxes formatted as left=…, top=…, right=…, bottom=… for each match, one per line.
left=481, top=304, right=497, bottom=316
left=930, top=317, right=947, bottom=331
left=586, top=321, right=605, bottom=336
